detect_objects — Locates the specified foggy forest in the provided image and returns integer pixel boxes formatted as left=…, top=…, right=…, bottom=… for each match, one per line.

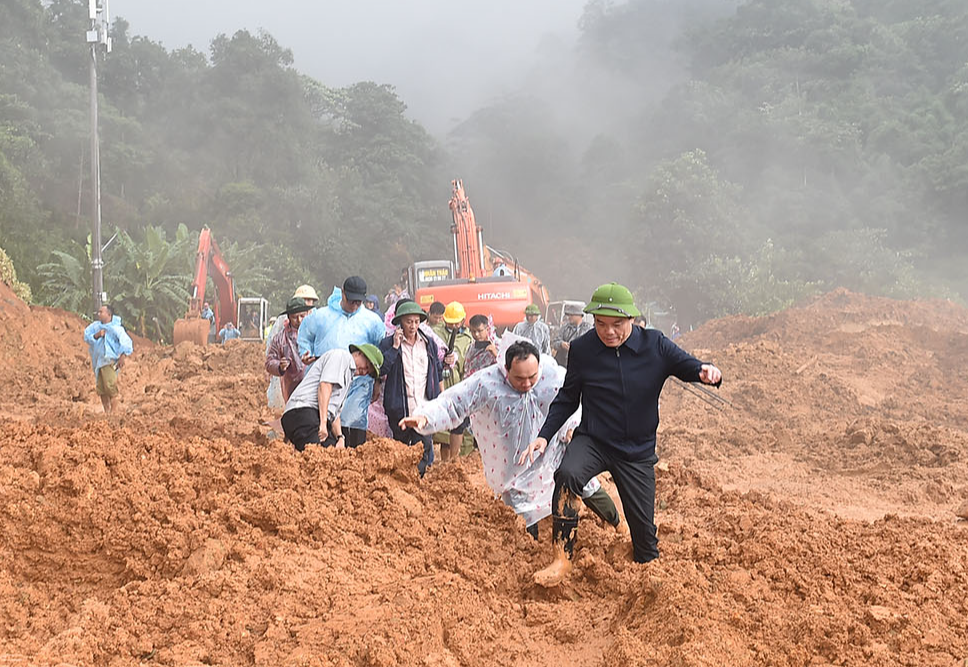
left=1, top=0, right=966, bottom=337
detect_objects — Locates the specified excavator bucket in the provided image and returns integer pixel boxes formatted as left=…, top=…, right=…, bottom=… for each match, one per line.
left=173, top=317, right=210, bottom=346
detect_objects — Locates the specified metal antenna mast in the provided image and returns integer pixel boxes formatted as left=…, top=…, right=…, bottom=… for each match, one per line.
left=86, top=0, right=111, bottom=315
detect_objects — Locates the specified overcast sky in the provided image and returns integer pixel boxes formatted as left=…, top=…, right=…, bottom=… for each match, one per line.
left=114, top=0, right=589, bottom=132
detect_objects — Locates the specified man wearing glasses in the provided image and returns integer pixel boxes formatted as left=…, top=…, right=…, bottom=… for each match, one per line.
left=519, top=282, right=723, bottom=586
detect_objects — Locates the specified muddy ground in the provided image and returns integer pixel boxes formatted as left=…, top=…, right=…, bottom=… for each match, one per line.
left=1, top=282, right=966, bottom=666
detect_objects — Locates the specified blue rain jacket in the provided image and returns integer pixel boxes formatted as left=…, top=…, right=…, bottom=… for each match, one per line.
left=298, top=287, right=385, bottom=429
left=83, top=316, right=134, bottom=374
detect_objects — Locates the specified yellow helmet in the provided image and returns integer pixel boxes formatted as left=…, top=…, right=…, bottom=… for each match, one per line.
left=443, top=301, right=466, bottom=324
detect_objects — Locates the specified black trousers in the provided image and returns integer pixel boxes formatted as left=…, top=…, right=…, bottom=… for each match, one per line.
left=281, top=407, right=339, bottom=451
left=553, top=433, right=659, bottom=563
left=341, top=427, right=366, bottom=448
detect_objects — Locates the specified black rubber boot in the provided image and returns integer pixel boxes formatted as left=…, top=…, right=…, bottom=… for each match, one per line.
left=581, top=487, right=620, bottom=526
left=534, top=487, right=580, bottom=587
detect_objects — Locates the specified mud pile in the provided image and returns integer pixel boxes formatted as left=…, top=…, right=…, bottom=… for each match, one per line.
left=660, top=288, right=968, bottom=520
left=1, top=423, right=966, bottom=666
left=0, top=280, right=271, bottom=442
left=1, top=286, right=967, bottom=665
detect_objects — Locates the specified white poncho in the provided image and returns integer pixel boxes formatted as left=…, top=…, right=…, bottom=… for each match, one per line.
left=413, top=342, right=599, bottom=526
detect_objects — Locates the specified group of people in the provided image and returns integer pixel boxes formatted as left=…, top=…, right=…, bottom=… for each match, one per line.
left=262, top=276, right=723, bottom=586
left=81, top=273, right=722, bottom=586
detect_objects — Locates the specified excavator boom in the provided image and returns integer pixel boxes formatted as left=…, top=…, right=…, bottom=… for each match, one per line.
left=449, top=179, right=486, bottom=280
left=173, top=228, right=237, bottom=345
left=412, top=180, right=549, bottom=330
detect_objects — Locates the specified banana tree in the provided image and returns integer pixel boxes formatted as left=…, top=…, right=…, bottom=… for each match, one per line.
left=36, top=244, right=91, bottom=314
left=109, top=224, right=192, bottom=339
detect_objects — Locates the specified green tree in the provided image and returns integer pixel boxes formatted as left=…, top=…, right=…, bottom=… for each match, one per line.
left=109, top=224, right=192, bottom=338
left=629, top=150, right=806, bottom=323
left=36, top=245, right=91, bottom=313
left=0, top=245, right=33, bottom=302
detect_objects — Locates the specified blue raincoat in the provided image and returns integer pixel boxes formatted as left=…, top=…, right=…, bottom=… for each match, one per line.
left=83, top=316, right=134, bottom=374
left=298, top=287, right=385, bottom=429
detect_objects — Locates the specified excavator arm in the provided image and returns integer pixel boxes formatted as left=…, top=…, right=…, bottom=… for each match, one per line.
left=173, top=228, right=236, bottom=345
left=449, top=179, right=486, bottom=280
left=411, top=179, right=548, bottom=328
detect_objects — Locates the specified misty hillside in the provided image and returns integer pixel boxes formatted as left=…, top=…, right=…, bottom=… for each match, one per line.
left=1, top=0, right=965, bottom=335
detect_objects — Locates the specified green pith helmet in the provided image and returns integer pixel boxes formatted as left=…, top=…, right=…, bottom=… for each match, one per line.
left=584, top=282, right=641, bottom=318
left=391, top=300, right=427, bottom=325
left=280, top=296, right=313, bottom=317
left=524, top=304, right=541, bottom=316
left=349, top=344, right=384, bottom=378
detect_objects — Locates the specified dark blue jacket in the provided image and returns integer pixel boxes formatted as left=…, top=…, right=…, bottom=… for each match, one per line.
left=379, top=331, right=443, bottom=422
left=538, top=326, right=719, bottom=460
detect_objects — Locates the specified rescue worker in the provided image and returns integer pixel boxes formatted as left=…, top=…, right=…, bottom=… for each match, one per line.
left=426, top=301, right=446, bottom=335
left=437, top=301, right=473, bottom=462
left=512, top=304, right=551, bottom=355
left=201, top=301, right=215, bottom=343
left=400, top=338, right=625, bottom=537
left=384, top=280, right=409, bottom=309
left=265, top=297, right=314, bottom=403
left=298, top=276, right=385, bottom=448
left=365, top=294, right=383, bottom=321
left=218, top=321, right=240, bottom=343
left=281, top=343, right=383, bottom=452
left=371, top=297, right=447, bottom=439
left=83, top=304, right=133, bottom=414
left=552, top=303, right=593, bottom=367
left=266, top=285, right=319, bottom=410
left=379, top=301, right=442, bottom=476
left=519, top=283, right=723, bottom=587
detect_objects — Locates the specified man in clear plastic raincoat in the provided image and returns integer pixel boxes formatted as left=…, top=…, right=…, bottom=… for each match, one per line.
left=400, top=335, right=625, bottom=538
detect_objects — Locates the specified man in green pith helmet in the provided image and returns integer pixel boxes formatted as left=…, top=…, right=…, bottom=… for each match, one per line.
left=281, top=343, right=383, bottom=452
left=512, top=303, right=551, bottom=355
left=519, top=282, right=723, bottom=587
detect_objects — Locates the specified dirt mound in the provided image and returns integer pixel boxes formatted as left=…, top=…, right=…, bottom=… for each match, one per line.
left=0, top=284, right=156, bottom=418
left=0, top=284, right=270, bottom=441
left=1, top=423, right=966, bottom=666
left=2, top=287, right=968, bottom=665
left=661, top=289, right=968, bottom=520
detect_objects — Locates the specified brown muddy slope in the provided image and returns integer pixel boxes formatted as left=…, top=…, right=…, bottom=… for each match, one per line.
left=660, top=288, right=968, bottom=521
left=1, top=285, right=967, bottom=666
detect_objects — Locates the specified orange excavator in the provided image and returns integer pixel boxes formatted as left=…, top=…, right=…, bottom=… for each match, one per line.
left=172, top=228, right=244, bottom=346
left=409, top=179, right=549, bottom=330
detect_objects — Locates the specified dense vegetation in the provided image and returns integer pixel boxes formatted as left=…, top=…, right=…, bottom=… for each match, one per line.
left=1, top=0, right=965, bottom=335
left=0, top=0, right=449, bottom=336
left=451, top=0, right=968, bottom=324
